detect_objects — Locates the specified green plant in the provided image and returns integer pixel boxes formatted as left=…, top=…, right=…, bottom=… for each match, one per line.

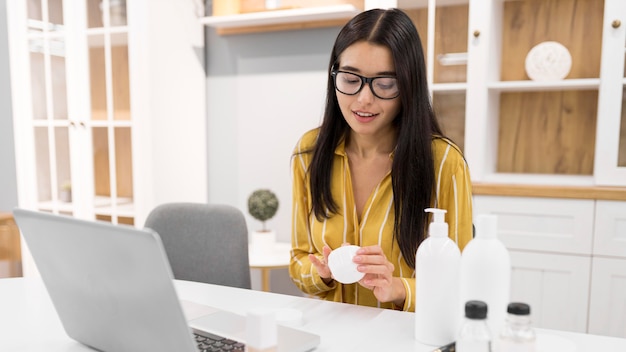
left=247, top=189, right=279, bottom=231
left=60, top=180, right=72, bottom=191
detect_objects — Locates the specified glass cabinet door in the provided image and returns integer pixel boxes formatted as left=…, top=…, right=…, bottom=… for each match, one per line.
left=86, top=0, right=134, bottom=225
left=496, top=0, right=602, bottom=178
left=9, top=0, right=135, bottom=224
left=401, top=1, right=468, bottom=151
left=594, top=0, right=626, bottom=186
left=25, top=0, right=74, bottom=216
left=465, top=0, right=612, bottom=185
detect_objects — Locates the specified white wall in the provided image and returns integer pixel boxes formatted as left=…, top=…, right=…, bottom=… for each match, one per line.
left=205, top=26, right=342, bottom=294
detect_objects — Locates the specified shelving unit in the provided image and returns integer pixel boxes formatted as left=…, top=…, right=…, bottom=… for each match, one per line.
left=395, top=0, right=626, bottom=338
left=201, top=1, right=364, bottom=35
left=462, top=0, right=626, bottom=338
left=488, top=79, right=601, bottom=92
left=6, top=0, right=207, bottom=277
left=199, top=4, right=360, bottom=29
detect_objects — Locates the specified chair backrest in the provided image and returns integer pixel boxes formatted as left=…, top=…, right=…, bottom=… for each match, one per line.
left=144, top=203, right=251, bottom=289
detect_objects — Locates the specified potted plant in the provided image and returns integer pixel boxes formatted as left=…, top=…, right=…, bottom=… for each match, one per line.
left=59, top=181, right=72, bottom=203
left=247, top=189, right=279, bottom=253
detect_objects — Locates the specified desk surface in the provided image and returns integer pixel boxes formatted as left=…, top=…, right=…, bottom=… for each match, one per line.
left=1, top=277, right=625, bottom=351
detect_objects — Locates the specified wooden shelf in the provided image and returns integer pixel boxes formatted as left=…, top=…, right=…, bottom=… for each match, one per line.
left=473, top=183, right=626, bottom=201
left=199, top=5, right=360, bottom=35
left=488, top=78, right=601, bottom=92
left=432, top=82, right=467, bottom=93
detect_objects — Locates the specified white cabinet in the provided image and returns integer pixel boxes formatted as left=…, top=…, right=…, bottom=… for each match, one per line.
left=593, top=200, right=626, bottom=257
left=473, top=196, right=594, bottom=254
left=462, top=0, right=626, bottom=187
left=474, top=196, right=594, bottom=333
left=588, top=257, right=626, bottom=337
left=475, top=195, right=626, bottom=337
left=509, top=251, right=591, bottom=333
left=588, top=201, right=626, bottom=338
left=421, top=0, right=626, bottom=338
left=396, top=0, right=626, bottom=187
left=7, top=0, right=207, bottom=276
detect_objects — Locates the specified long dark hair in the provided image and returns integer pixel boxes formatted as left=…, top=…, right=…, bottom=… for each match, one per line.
left=307, top=8, right=443, bottom=268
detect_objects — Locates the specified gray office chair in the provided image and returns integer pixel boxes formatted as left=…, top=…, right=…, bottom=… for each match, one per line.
left=144, top=203, right=251, bottom=289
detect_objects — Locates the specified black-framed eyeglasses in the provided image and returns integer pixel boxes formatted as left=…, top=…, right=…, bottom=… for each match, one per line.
left=331, top=70, right=399, bottom=100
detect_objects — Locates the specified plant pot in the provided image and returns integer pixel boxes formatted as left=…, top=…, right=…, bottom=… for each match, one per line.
left=251, top=230, right=276, bottom=255
left=59, top=190, right=72, bottom=203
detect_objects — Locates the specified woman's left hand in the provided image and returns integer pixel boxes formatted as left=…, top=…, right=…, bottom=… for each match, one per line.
left=353, top=245, right=406, bottom=306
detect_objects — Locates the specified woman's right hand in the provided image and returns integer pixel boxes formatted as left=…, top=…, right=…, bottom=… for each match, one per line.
left=309, top=245, right=333, bottom=283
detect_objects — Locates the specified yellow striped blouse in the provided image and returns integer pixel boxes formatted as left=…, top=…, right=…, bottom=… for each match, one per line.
left=289, top=128, right=473, bottom=312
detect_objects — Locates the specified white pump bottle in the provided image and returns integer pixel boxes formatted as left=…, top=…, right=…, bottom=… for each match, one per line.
left=415, top=208, right=461, bottom=346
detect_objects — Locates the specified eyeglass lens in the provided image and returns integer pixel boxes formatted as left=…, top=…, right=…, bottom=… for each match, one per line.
left=333, top=71, right=399, bottom=99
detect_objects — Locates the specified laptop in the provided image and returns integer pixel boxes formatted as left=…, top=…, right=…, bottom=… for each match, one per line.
left=13, top=208, right=320, bottom=352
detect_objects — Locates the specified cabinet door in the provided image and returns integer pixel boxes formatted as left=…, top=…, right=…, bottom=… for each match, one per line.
left=84, top=0, right=135, bottom=225
left=588, top=257, right=626, bottom=338
left=593, top=200, right=626, bottom=258
left=473, top=196, right=595, bottom=255
left=7, top=0, right=74, bottom=216
left=7, top=0, right=135, bottom=225
left=510, top=251, right=591, bottom=333
left=401, top=1, right=468, bottom=151
left=8, top=0, right=207, bottom=277
left=594, top=0, right=626, bottom=186
left=466, top=0, right=605, bottom=186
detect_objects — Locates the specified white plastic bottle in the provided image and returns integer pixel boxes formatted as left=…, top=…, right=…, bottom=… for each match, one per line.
left=415, top=208, right=461, bottom=346
left=460, top=214, right=511, bottom=340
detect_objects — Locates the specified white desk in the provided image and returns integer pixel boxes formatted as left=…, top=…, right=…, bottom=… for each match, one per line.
left=248, top=241, right=291, bottom=292
left=1, top=277, right=626, bottom=351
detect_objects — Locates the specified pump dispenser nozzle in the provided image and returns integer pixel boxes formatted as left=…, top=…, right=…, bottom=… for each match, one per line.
left=424, top=208, right=448, bottom=238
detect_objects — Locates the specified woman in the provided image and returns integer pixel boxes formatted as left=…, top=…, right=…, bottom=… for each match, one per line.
left=289, top=8, right=473, bottom=312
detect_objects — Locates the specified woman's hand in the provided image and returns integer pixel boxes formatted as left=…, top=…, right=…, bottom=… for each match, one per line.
left=309, top=245, right=333, bottom=284
left=354, top=245, right=406, bottom=307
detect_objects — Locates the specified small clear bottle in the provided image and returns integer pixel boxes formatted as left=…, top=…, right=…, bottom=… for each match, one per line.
left=499, top=302, right=537, bottom=352
left=456, top=300, right=492, bottom=352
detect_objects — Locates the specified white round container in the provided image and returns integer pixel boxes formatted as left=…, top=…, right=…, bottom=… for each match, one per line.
left=328, top=245, right=364, bottom=284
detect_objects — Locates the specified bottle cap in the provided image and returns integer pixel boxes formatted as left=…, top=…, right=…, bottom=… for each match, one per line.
left=507, top=302, right=531, bottom=315
left=465, top=300, right=488, bottom=319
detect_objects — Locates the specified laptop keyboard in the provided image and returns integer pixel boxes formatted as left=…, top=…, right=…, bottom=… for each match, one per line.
left=194, top=331, right=246, bottom=352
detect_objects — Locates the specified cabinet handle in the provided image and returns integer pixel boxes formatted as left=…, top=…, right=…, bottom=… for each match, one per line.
left=79, top=122, right=85, bottom=128
left=473, top=30, right=480, bottom=38
left=69, top=121, right=76, bottom=127
left=612, top=20, right=621, bottom=29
